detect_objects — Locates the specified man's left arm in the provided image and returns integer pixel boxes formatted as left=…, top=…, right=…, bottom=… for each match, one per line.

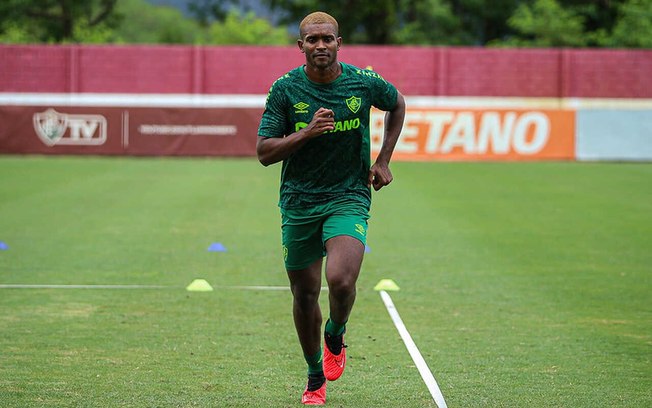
left=368, top=91, right=406, bottom=191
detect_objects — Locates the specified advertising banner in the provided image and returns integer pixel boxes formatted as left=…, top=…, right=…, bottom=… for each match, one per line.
left=371, top=108, right=576, bottom=161
left=0, top=105, right=262, bottom=156
left=3, top=104, right=579, bottom=161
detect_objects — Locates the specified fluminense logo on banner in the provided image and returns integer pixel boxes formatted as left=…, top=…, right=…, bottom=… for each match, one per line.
left=33, top=108, right=107, bottom=146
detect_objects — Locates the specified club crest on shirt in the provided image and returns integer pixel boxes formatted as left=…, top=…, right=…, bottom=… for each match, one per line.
left=346, top=96, right=361, bottom=114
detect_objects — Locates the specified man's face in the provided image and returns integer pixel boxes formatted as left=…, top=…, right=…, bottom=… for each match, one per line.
left=298, top=23, right=341, bottom=69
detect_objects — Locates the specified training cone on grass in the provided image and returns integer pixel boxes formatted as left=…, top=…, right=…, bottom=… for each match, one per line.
left=186, top=279, right=214, bottom=292
left=374, top=279, right=400, bottom=291
left=207, top=242, right=227, bottom=252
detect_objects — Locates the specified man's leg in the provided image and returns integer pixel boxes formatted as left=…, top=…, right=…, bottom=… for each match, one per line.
left=322, top=235, right=365, bottom=381
left=281, top=207, right=330, bottom=403
left=287, top=258, right=328, bottom=404
left=324, top=235, right=365, bottom=324
left=287, top=257, right=324, bottom=359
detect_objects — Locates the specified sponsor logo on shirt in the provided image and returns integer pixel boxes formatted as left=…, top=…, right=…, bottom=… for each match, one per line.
left=355, top=69, right=387, bottom=82
left=295, top=118, right=361, bottom=133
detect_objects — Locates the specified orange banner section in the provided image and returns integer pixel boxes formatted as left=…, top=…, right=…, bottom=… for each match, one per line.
left=371, top=108, right=576, bottom=161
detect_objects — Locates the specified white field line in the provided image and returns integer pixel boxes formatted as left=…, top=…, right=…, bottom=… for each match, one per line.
left=379, top=290, right=448, bottom=408
left=0, top=283, right=327, bottom=291
left=226, top=285, right=287, bottom=291
left=0, top=93, right=266, bottom=108
left=218, top=285, right=329, bottom=291
left=0, top=284, right=169, bottom=289
left=2, top=93, right=652, bottom=109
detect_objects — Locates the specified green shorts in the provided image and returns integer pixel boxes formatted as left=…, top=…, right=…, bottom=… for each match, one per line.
left=280, top=198, right=370, bottom=271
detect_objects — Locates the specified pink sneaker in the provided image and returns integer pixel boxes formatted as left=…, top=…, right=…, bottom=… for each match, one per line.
left=302, top=380, right=327, bottom=405
left=323, top=332, right=346, bottom=381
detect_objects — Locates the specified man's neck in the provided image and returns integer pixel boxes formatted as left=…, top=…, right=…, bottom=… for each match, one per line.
left=304, top=62, right=342, bottom=84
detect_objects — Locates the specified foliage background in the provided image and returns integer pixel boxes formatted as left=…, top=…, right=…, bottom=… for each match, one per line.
left=0, top=0, right=651, bottom=47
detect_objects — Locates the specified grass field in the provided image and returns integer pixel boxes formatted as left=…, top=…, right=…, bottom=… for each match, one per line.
left=0, top=156, right=650, bottom=407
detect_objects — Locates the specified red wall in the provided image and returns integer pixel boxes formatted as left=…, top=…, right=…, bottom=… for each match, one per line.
left=1, top=45, right=651, bottom=98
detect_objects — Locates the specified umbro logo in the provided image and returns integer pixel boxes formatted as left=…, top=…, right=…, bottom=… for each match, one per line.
left=294, top=102, right=309, bottom=113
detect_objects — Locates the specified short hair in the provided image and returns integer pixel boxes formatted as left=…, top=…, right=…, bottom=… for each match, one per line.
left=299, top=12, right=339, bottom=39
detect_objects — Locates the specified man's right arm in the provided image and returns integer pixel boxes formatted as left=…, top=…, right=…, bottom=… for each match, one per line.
left=257, top=107, right=335, bottom=166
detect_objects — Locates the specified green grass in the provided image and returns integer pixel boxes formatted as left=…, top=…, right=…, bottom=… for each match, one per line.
left=0, top=156, right=650, bottom=407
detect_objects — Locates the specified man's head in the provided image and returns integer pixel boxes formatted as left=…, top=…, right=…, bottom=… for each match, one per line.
left=298, top=12, right=341, bottom=70
left=299, top=12, right=339, bottom=40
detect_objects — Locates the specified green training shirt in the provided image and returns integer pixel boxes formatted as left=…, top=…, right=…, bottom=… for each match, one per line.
left=258, top=62, right=398, bottom=209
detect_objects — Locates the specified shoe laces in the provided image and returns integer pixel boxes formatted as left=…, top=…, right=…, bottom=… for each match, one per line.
left=325, top=332, right=347, bottom=355
left=307, top=373, right=326, bottom=391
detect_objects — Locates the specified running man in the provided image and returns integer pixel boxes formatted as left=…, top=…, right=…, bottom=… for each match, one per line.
left=257, top=11, right=405, bottom=405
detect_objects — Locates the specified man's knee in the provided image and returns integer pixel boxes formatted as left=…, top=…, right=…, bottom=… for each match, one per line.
left=291, top=284, right=321, bottom=309
left=327, top=272, right=357, bottom=298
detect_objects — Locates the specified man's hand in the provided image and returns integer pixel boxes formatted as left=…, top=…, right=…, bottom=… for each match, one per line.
left=305, top=107, right=335, bottom=137
left=256, top=107, right=334, bottom=166
left=368, top=162, right=393, bottom=191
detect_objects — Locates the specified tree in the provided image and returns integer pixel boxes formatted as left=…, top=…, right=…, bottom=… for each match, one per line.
left=2, top=0, right=648, bottom=47
left=188, top=0, right=238, bottom=26
left=557, top=0, right=622, bottom=35
left=264, top=0, right=401, bottom=43
left=601, top=0, right=652, bottom=48
left=261, top=0, right=536, bottom=45
left=0, top=0, right=120, bottom=42
left=206, top=10, right=291, bottom=44
left=448, top=0, right=523, bottom=45
left=494, top=0, right=588, bottom=47
left=395, top=0, right=466, bottom=45
left=0, top=22, right=39, bottom=44
left=492, top=0, right=651, bottom=48
left=115, top=0, right=205, bottom=44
